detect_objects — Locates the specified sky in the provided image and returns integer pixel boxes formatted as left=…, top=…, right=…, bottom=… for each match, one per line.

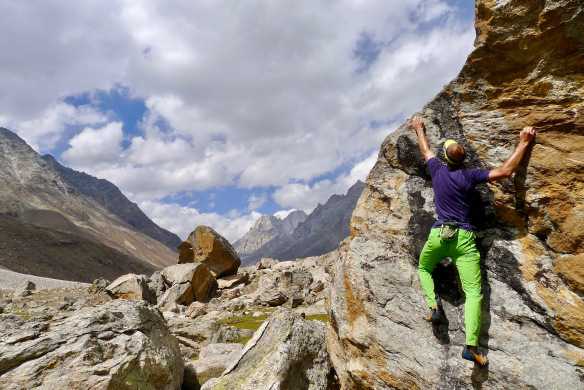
left=0, top=0, right=475, bottom=242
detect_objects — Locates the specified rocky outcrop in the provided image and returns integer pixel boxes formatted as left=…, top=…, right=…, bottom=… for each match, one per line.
left=256, top=257, right=278, bottom=270
left=0, top=299, right=184, bottom=389
left=216, top=273, right=248, bottom=291
left=327, top=1, right=584, bottom=389
left=158, top=263, right=218, bottom=308
left=202, top=309, right=336, bottom=390
left=180, top=226, right=241, bottom=278
left=183, top=343, right=243, bottom=389
left=236, top=181, right=365, bottom=264
left=106, top=273, right=156, bottom=304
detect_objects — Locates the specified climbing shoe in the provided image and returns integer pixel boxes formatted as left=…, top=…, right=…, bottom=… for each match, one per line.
left=462, top=346, right=488, bottom=366
left=425, top=307, right=442, bottom=325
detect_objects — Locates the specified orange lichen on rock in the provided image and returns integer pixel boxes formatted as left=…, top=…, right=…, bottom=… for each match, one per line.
left=343, top=270, right=366, bottom=326
left=555, top=254, right=584, bottom=295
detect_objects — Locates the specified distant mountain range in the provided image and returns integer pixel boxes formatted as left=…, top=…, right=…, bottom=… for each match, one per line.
left=234, top=181, right=365, bottom=264
left=0, top=127, right=179, bottom=282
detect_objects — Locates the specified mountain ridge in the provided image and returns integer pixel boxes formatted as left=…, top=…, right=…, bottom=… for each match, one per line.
left=235, top=181, right=365, bottom=264
left=0, top=127, right=176, bottom=281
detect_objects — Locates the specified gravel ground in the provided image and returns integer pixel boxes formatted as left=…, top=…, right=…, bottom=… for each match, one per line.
left=0, top=269, right=89, bottom=290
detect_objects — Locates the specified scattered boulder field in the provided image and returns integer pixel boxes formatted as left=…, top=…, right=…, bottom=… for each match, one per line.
left=0, top=225, right=337, bottom=389
left=2, top=1, right=583, bottom=389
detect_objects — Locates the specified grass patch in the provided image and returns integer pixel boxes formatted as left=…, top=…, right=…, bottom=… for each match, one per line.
left=305, top=314, right=329, bottom=323
left=7, top=308, right=32, bottom=320
left=219, top=314, right=268, bottom=331
left=235, top=334, right=253, bottom=345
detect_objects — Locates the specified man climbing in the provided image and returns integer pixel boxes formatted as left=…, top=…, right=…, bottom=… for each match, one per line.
left=409, top=115, right=536, bottom=366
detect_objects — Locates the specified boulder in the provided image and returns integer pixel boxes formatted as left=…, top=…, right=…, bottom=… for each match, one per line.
left=181, top=226, right=241, bottom=278
left=0, top=300, right=184, bottom=389
left=327, top=1, right=584, bottom=389
left=186, top=301, right=207, bottom=319
left=202, top=309, right=335, bottom=390
left=257, top=290, right=288, bottom=307
left=289, top=293, right=304, bottom=308
left=166, top=314, right=222, bottom=359
left=309, top=280, right=325, bottom=294
left=89, top=277, right=110, bottom=293
left=14, top=280, right=35, bottom=297
left=178, top=241, right=195, bottom=263
left=158, top=263, right=217, bottom=308
left=272, top=260, right=296, bottom=271
left=148, top=270, right=168, bottom=300
left=217, top=272, right=249, bottom=289
left=256, top=257, right=278, bottom=270
left=183, top=343, right=243, bottom=389
left=280, top=268, right=313, bottom=292
left=105, top=273, right=155, bottom=304
left=210, top=325, right=253, bottom=344
left=220, top=286, right=242, bottom=300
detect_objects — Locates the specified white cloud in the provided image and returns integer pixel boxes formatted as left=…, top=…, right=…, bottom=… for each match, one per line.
left=62, top=122, right=124, bottom=167
left=0, top=1, right=474, bottom=217
left=247, top=193, right=267, bottom=211
left=273, top=150, right=377, bottom=212
left=1, top=103, right=108, bottom=151
left=139, top=200, right=261, bottom=242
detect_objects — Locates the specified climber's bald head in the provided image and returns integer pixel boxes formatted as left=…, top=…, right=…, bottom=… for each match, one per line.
left=443, top=140, right=466, bottom=166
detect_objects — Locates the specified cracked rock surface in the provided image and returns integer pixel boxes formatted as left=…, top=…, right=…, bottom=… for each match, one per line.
left=0, top=298, right=183, bottom=389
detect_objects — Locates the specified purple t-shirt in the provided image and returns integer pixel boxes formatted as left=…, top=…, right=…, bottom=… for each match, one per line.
left=427, top=157, right=489, bottom=231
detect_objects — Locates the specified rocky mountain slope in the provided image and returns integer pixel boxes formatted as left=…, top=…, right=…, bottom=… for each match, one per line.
left=236, top=181, right=365, bottom=264
left=327, top=1, right=584, bottom=388
left=0, top=127, right=176, bottom=281
left=42, top=154, right=181, bottom=249
left=234, top=210, right=307, bottom=260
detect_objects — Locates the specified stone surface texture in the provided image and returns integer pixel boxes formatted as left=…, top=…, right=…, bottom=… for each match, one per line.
left=183, top=343, right=243, bottom=389
left=327, top=1, right=584, bottom=389
left=180, top=226, right=241, bottom=278
left=0, top=299, right=184, bottom=389
left=202, top=309, right=336, bottom=390
left=106, top=273, right=156, bottom=304
left=158, top=263, right=218, bottom=307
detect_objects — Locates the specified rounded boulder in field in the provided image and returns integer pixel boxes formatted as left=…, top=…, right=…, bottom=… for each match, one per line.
left=180, top=226, right=241, bottom=278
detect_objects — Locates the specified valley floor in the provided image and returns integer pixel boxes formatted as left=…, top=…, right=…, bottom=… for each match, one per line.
left=0, top=268, right=89, bottom=291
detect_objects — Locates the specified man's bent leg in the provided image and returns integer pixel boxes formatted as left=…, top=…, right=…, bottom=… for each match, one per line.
left=418, top=228, right=445, bottom=309
left=454, top=230, right=483, bottom=347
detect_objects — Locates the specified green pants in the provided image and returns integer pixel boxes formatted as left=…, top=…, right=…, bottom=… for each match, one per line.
left=418, top=227, right=483, bottom=346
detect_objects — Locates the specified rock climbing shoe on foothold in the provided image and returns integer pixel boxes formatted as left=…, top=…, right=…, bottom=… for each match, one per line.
left=462, top=346, right=488, bottom=366
left=425, top=308, right=442, bottom=324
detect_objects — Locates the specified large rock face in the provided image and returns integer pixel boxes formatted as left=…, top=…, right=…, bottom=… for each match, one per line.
left=180, top=226, right=241, bottom=278
left=0, top=300, right=184, bottom=389
left=328, top=1, right=584, bottom=389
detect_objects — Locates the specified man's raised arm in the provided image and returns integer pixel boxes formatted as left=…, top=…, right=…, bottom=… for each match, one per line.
left=409, top=115, right=435, bottom=161
left=488, top=127, right=536, bottom=182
